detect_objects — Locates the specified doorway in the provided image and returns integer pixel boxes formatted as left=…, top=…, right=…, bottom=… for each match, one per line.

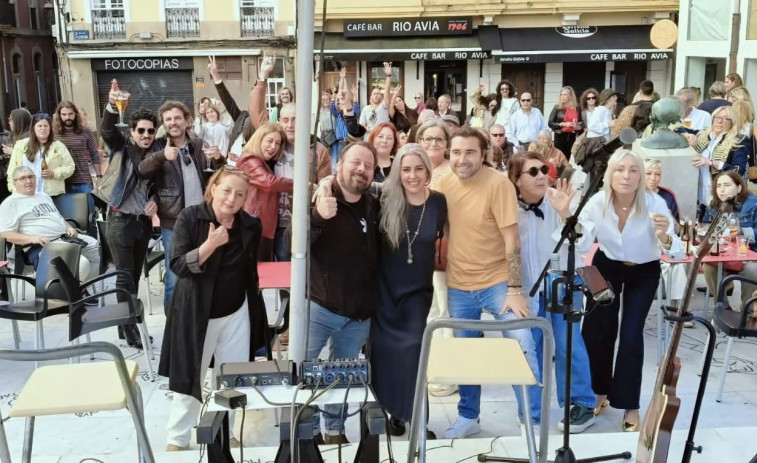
left=424, top=60, right=467, bottom=116
left=501, top=63, right=546, bottom=112
left=612, top=61, right=649, bottom=107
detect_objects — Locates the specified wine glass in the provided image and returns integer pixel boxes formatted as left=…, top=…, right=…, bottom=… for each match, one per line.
left=202, top=142, right=216, bottom=172
left=115, top=90, right=131, bottom=128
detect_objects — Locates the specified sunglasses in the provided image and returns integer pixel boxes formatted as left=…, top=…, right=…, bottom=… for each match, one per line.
left=415, top=96, right=423, bottom=100
left=522, top=165, right=550, bottom=177
left=221, top=165, right=252, bottom=179
left=136, top=127, right=156, bottom=135
left=34, top=113, right=51, bottom=120
left=491, top=133, right=505, bottom=137
left=586, top=96, right=597, bottom=100
left=520, top=99, right=532, bottom=102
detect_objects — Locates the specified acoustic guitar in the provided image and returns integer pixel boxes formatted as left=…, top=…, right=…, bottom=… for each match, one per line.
left=636, top=201, right=733, bottom=463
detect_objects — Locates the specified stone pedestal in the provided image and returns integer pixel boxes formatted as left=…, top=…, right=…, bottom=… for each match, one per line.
left=633, top=140, right=699, bottom=220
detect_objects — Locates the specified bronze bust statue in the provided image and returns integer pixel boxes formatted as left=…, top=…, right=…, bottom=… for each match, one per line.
left=640, top=98, right=690, bottom=150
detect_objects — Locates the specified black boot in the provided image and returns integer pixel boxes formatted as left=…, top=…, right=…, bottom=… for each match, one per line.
left=122, top=324, right=149, bottom=349
left=389, top=417, right=406, bottom=436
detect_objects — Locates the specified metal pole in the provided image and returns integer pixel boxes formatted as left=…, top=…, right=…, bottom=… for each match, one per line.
left=729, top=0, right=741, bottom=74
left=288, top=0, right=315, bottom=365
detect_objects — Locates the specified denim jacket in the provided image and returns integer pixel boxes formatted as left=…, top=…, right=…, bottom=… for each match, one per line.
left=704, top=193, right=757, bottom=251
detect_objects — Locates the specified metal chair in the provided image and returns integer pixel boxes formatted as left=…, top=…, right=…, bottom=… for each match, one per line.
left=0, top=342, right=155, bottom=463
left=50, top=256, right=156, bottom=380
left=0, top=237, right=21, bottom=350
left=406, top=318, right=554, bottom=463
left=52, top=192, right=91, bottom=234
left=142, top=230, right=165, bottom=316
left=708, top=275, right=757, bottom=402
left=0, top=242, right=81, bottom=367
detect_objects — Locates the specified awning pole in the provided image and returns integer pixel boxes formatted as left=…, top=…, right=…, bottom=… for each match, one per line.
left=288, top=0, right=315, bottom=365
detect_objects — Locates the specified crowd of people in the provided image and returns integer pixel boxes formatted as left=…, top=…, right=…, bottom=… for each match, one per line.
left=3, top=56, right=757, bottom=451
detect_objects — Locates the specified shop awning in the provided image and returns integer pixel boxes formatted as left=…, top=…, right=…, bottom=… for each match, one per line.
left=313, top=33, right=491, bottom=61
left=492, top=26, right=673, bottom=63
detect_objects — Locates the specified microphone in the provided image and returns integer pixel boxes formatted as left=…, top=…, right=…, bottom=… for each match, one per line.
left=590, top=127, right=637, bottom=158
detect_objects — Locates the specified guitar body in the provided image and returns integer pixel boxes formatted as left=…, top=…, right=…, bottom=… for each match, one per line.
left=637, top=358, right=681, bottom=463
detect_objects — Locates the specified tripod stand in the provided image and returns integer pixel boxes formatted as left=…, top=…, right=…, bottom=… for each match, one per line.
left=479, top=170, right=630, bottom=463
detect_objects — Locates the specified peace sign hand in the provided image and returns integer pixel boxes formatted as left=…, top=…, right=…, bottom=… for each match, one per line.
left=207, top=55, right=221, bottom=81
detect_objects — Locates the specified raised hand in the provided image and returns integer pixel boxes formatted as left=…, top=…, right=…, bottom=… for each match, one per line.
left=546, top=178, right=576, bottom=219
left=392, top=84, right=402, bottom=98
left=259, top=51, right=276, bottom=80
left=164, top=137, right=179, bottom=161
left=383, top=62, right=393, bottom=78
left=108, top=79, right=120, bottom=106
left=316, top=195, right=337, bottom=220
left=206, top=223, right=229, bottom=248
left=311, top=175, right=334, bottom=202
left=207, top=55, right=221, bottom=82
left=339, top=66, right=347, bottom=80
left=651, top=213, right=670, bottom=239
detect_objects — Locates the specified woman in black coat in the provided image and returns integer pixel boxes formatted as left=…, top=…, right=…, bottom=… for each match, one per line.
left=159, top=167, right=266, bottom=451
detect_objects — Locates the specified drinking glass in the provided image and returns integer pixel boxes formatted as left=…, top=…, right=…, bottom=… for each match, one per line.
left=737, top=235, right=749, bottom=256
left=115, top=91, right=131, bottom=128
left=202, top=142, right=216, bottom=172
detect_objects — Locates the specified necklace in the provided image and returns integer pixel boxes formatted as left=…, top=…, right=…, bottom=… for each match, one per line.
left=405, top=200, right=427, bottom=264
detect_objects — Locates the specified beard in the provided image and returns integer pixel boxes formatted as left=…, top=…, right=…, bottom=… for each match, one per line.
left=338, top=171, right=370, bottom=195
left=64, top=119, right=74, bottom=126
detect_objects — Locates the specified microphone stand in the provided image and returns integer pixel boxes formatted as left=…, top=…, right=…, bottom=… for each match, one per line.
left=480, top=165, right=631, bottom=463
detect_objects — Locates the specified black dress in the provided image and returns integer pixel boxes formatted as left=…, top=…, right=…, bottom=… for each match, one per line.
left=369, top=191, right=447, bottom=422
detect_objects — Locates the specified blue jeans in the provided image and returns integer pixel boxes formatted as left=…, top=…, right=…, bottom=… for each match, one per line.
left=274, top=227, right=291, bottom=262
left=531, top=288, right=595, bottom=409
left=447, top=282, right=542, bottom=424
left=65, top=182, right=96, bottom=236
left=161, top=227, right=177, bottom=314
left=306, top=300, right=370, bottom=436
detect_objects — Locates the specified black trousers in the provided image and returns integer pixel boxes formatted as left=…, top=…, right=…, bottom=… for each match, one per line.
left=554, top=132, right=577, bottom=161
left=106, top=212, right=153, bottom=302
left=581, top=250, right=661, bottom=410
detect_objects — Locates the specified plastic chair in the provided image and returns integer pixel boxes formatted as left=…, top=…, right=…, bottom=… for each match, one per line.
left=0, top=341, right=154, bottom=463
left=0, top=242, right=81, bottom=367
left=52, top=193, right=91, bottom=234
left=406, top=318, right=554, bottom=463
left=50, top=256, right=156, bottom=380
left=708, top=275, right=757, bottom=402
left=0, top=237, right=21, bottom=350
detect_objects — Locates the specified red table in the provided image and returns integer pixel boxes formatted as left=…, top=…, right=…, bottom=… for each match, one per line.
left=258, top=262, right=291, bottom=290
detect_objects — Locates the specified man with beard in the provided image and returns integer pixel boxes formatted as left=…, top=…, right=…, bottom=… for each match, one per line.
left=308, top=141, right=379, bottom=445
left=139, top=100, right=224, bottom=313
left=54, top=100, right=102, bottom=235
left=96, top=79, right=159, bottom=348
left=438, top=127, right=541, bottom=438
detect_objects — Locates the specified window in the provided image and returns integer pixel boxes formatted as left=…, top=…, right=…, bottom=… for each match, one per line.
left=30, top=6, right=38, bottom=29
left=11, top=53, right=26, bottom=108
left=320, top=61, right=358, bottom=96
left=369, top=61, right=401, bottom=92
left=34, top=52, right=46, bottom=112
left=214, top=57, right=243, bottom=81
left=257, top=56, right=285, bottom=115
left=165, top=0, right=201, bottom=38
left=241, top=0, right=276, bottom=37
left=688, top=0, right=729, bottom=41
left=92, top=0, right=125, bottom=39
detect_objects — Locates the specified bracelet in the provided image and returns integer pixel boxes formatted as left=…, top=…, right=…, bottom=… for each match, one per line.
left=509, top=285, right=522, bottom=288
left=507, top=291, right=522, bottom=296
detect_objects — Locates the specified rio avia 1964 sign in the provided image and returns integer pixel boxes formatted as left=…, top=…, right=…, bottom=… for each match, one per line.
left=344, top=17, right=473, bottom=37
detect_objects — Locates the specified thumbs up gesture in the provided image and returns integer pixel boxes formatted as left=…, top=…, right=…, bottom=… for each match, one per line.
left=316, top=195, right=338, bottom=220
left=108, top=79, right=120, bottom=106
left=164, top=136, right=179, bottom=161
left=206, top=223, right=229, bottom=248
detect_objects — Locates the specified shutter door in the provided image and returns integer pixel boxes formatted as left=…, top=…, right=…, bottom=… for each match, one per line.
left=96, top=71, right=194, bottom=124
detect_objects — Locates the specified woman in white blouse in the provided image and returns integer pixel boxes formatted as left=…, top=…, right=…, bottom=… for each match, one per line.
left=579, top=149, right=682, bottom=432
left=193, top=103, right=229, bottom=158
left=587, top=89, right=618, bottom=142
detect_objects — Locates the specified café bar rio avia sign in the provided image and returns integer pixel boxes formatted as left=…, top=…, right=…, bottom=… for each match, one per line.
left=344, top=17, right=473, bottom=37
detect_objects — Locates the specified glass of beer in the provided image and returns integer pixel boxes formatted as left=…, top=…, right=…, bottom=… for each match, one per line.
left=115, top=91, right=131, bottom=127
left=202, top=142, right=216, bottom=172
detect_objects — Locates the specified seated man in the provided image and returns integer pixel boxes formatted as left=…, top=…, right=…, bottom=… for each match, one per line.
left=0, top=166, right=100, bottom=279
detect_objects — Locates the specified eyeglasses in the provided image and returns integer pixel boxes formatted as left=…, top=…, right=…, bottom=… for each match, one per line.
left=491, top=133, right=505, bottom=137
left=136, top=127, right=156, bottom=135
left=586, top=96, right=597, bottom=100
left=520, top=99, right=532, bottom=102
left=13, top=174, right=35, bottom=182
left=33, top=113, right=50, bottom=120
left=415, top=96, right=423, bottom=100
left=420, top=136, right=446, bottom=145
left=713, top=116, right=732, bottom=123
left=521, top=165, right=550, bottom=177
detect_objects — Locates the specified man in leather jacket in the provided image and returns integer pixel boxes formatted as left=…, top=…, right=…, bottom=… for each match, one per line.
left=96, top=79, right=159, bottom=348
left=138, top=100, right=225, bottom=313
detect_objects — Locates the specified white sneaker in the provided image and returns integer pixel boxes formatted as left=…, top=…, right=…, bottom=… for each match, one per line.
left=443, top=416, right=481, bottom=439
left=428, top=384, right=458, bottom=397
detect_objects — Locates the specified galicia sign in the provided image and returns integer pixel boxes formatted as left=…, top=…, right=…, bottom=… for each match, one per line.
left=555, top=26, right=598, bottom=39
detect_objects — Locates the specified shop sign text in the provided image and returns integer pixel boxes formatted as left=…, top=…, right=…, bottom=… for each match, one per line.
left=92, top=57, right=195, bottom=71
left=344, top=17, right=472, bottom=37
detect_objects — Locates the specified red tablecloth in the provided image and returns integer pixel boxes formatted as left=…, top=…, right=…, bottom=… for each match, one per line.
left=584, top=243, right=757, bottom=265
left=258, top=262, right=291, bottom=290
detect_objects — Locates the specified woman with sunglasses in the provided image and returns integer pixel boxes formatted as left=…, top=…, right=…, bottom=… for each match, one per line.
left=236, top=122, right=291, bottom=261
left=579, top=88, right=599, bottom=135
left=579, top=149, right=682, bottom=432
left=508, top=152, right=598, bottom=433
left=161, top=167, right=265, bottom=451
left=7, top=113, right=74, bottom=197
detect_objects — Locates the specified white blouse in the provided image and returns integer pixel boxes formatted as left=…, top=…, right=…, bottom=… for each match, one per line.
left=579, top=191, right=684, bottom=263
left=587, top=106, right=612, bottom=141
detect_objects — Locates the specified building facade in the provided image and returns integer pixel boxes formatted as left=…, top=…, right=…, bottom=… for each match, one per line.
left=315, top=0, right=678, bottom=117
left=0, top=0, right=58, bottom=128
left=675, top=0, right=757, bottom=93
left=51, top=0, right=296, bottom=124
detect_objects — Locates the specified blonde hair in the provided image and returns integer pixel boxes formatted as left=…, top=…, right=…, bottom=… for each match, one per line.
left=732, top=100, right=755, bottom=129
left=729, top=86, right=752, bottom=104
left=243, top=122, right=287, bottom=161
left=710, top=106, right=742, bottom=139
left=557, top=86, right=578, bottom=110
left=601, top=149, right=647, bottom=217
left=527, top=141, right=550, bottom=161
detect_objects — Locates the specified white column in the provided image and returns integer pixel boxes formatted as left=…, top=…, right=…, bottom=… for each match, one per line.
left=543, top=62, right=563, bottom=114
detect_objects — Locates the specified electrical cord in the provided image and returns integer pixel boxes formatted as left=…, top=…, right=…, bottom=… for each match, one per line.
left=292, top=377, right=342, bottom=463
left=337, top=377, right=353, bottom=463
left=250, top=381, right=306, bottom=407
left=196, top=391, right=213, bottom=463
left=239, top=408, right=245, bottom=463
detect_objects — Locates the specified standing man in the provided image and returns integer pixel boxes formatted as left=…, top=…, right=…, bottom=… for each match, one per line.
left=139, top=100, right=224, bottom=313
left=633, top=80, right=656, bottom=131
left=489, top=124, right=516, bottom=165
left=439, top=127, right=541, bottom=438
left=98, top=79, right=159, bottom=348
left=698, top=81, right=732, bottom=114
left=359, top=74, right=390, bottom=135
left=308, top=142, right=380, bottom=445
left=508, top=92, right=547, bottom=149
left=54, top=101, right=102, bottom=235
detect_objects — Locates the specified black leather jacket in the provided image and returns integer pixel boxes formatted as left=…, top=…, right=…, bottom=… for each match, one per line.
left=138, top=136, right=224, bottom=229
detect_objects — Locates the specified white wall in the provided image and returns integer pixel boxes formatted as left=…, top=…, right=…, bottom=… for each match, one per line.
left=543, top=63, right=563, bottom=114
left=647, top=59, right=670, bottom=97
left=403, top=60, right=424, bottom=110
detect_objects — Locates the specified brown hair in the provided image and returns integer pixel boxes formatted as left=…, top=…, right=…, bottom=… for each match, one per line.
left=9, top=108, right=32, bottom=143
left=26, top=115, right=53, bottom=163
left=367, top=122, right=399, bottom=157
left=158, top=100, right=191, bottom=123
left=450, top=126, right=490, bottom=154
left=338, top=140, right=378, bottom=166
left=527, top=141, right=550, bottom=161
left=580, top=88, right=600, bottom=111
left=726, top=72, right=744, bottom=90
left=53, top=101, right=83, bottom=135
left=711, top=170, right=749, bottom=207
left=203, top=167, right=252, bottom=204
left=243, top=122, right=287, bottom=161
left=507, top=152, right=547, bottom=191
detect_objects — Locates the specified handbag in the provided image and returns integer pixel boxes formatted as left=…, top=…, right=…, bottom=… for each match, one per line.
left=321, top=129, right=337, bottom=147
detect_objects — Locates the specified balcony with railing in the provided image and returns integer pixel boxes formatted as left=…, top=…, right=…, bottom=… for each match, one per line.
left=241, top=3, right=275, bottom=37
left=166, top=7, right=200, bottom=38
left=92, top=9, right=126, bottom=39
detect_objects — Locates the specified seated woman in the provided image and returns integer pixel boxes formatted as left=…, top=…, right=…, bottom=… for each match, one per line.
left=703, top=171, right=757, bottom=308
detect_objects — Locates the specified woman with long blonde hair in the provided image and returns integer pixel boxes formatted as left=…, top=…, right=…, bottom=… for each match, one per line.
left=548, top=86, right=581, bottom=158
left=371, top=143, right=447, bottom=438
